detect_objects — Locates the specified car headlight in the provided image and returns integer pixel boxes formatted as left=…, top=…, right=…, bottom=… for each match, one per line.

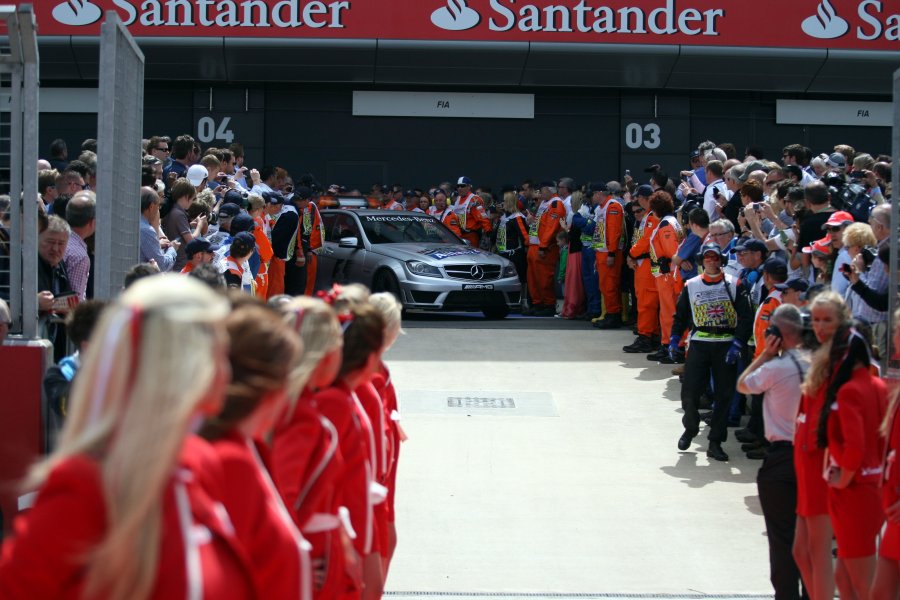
left=502, top=263, right=517, bottom=278
left=406, top=260, right=443, bottom=278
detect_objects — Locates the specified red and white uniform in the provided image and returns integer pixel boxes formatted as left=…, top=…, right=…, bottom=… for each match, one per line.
left=0, top=436, right=257, bottom=600
left=210, top=431, right=313, bottom=600
left=271, top=391, right=360, bottom=600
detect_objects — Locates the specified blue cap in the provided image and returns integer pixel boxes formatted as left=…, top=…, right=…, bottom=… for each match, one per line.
left=763, top=257, right=788, bottom=277
left=223, top=189, right=246, bottom=207
left=292, top=185, right=313, bottom=200
left=635, top=184, right=653, bottom=198
left=219, top=202, right=241, bottom=218
left=774, top=278, right=810, bottom=293
left=262, top=191, right=284, bottom=205
left=231, top=212, right=256, bottom=234
left=589, top=182, right=607, bottom=193
left=456, top=176, right=473, bottom=187
left=229, top=231, right=256, bottom=257
left=184, top=236, right=220, bottom=258
left=734, top=238, right=768, bottom=254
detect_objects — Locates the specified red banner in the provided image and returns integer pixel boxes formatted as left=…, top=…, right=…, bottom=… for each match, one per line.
left=28, top=0, right=900, bottom=50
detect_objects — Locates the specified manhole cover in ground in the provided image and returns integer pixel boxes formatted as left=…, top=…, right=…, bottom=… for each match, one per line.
left=400, top=390, right=557, bottom=417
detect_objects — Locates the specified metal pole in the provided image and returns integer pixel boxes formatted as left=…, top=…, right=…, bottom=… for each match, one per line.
left=21, top=5, right=39, bottom=338
left=8, top=61, right=22, bottom=334
left=889, top=67, right=900, bottom=378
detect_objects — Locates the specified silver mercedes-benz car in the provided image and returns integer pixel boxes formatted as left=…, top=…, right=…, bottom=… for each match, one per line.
left=315, top=208, right=522, bottom=318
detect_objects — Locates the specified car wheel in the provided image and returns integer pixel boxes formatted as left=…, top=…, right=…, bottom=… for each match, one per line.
left=373, top=269, right=402, bottom=303
left=482, top=305, right=509, bottom=320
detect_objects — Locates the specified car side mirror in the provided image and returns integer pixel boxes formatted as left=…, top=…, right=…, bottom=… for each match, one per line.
left=339, top=236, right=359, bottom=248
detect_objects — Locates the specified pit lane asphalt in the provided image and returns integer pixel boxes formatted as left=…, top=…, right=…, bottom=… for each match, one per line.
left=383, top=314, right=771, bottom=596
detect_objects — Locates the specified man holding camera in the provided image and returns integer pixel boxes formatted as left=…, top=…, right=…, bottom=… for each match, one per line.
left=702, top=160, right=730, bottom=222
left=737, top=304, right=810, bottom=600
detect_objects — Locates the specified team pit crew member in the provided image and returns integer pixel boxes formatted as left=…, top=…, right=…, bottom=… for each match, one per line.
left=382, top=185, right=405, bottom=211
left=590, top=182, right=626, bottom=330
left=433, top=190, right=462, bottom=237
left=271, top=186, right=321, bottom=296
left=452, top=176, right=492, bottom=248
left=646, top=191, right=683, bottom=361
left=622, top=185, right=660, bottom=352
left=672, top=243, right=753, bottom=462
left=525, top=182, right=566, bottom=317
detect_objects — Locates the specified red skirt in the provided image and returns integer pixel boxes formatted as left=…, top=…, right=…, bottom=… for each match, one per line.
left=880, top=522, right=900, bottom=561
left=561, top=251, right=585, bottom=318
left=829, top=482, right=883, bottom=558
left=795, top=447, right=828, bottom=517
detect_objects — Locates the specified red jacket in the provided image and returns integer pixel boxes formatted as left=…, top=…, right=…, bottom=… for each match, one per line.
left=0, top=436, right=257, bottom=600
left=371, top=365, right=402, bottom=523
left=210, top=432, right=312, bottom=600
left=883, top=385, right=900, bottom=510
left=270, top=392, right=360, bottom=600
left=296, top=384, right=373, bottom=558
left=827, top=366, right=887, bottom=485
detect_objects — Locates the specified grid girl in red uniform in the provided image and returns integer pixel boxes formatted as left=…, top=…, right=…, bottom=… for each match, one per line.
left=271, top=297, right=361, bottom=600
left=200, top=299, right=314, bottom=600
left=815, top=325, right=886, bottom=599
left=0, top=275, right=256, bottom=600
left=794, top=291, right=847, bottom=600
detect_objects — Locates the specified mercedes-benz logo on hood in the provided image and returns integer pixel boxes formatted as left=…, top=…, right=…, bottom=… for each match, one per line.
left=470, top=265, right=485, bottom=280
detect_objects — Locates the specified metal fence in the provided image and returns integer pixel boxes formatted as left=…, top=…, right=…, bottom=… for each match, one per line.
left=93, top=11, right=144, bottom=300
left=0, top=5, right=38, bottom=337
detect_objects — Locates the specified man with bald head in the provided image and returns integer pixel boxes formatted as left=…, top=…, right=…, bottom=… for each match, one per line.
left=63, top=190, right=96, bottom=300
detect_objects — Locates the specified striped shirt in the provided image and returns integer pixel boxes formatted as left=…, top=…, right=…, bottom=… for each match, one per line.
left=63, top=231, right=90, bottom=300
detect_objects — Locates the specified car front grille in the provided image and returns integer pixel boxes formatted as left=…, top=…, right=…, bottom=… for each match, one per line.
left=444, top=264, right=502, bottom=281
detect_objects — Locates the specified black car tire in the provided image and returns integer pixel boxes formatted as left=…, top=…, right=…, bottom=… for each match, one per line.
left=482, top=305, right=509, bottom=320
left=373, top=269, right=402, bottom=303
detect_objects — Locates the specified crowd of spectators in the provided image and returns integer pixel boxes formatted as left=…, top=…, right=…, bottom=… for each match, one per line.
left=0, top=132, right=897, bottom=600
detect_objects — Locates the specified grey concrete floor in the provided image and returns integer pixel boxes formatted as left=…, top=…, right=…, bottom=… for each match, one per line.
left=383, top=316, right=772, bottom=597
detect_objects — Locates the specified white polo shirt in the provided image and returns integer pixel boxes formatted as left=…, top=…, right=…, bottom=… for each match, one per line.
left=740, top=348, right=810, bottom=442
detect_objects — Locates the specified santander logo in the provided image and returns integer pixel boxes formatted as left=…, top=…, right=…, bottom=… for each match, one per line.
left=431, top=0, right=480, bottom=31
left=52, top=0, right=102, bottom=26
left=801, top=0, right=849, bottom=39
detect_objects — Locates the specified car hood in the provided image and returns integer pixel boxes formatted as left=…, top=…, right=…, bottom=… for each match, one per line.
left=371, top=243, right=506, bottom=265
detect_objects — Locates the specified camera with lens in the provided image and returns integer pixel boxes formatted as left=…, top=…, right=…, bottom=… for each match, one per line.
left=861, top=246, right=877, bottom=268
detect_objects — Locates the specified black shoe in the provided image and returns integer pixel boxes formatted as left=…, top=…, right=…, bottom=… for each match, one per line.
left=678, top=431, right=695, bottom=451
left=632, top=327, right=639, bottom=335
left=735, top=430, right=758, bottom=444
left=594, top=313, right=622, bottom=329
left=623, top=335, right=656, bottom=353
left=746, top=448, right=768, bottom=460
left=657, top=346, right=677, bottom=364
left=741, top=441, right=763, bottom=452
left=707, top=442, right=729, bottom=462
left=533, top=306, right=555, bottom=317
left=646, top=346, right=669, bottom=361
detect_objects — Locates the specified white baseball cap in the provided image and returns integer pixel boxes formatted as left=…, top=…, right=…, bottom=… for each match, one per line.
left=187, top=164, right=209, bottom=186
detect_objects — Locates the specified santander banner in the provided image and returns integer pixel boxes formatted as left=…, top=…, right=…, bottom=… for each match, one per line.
left=31, top=0, right=900, bottom=50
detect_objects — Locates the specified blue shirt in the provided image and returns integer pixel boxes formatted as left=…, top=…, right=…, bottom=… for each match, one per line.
left=676, top=232, right=702, bottom=279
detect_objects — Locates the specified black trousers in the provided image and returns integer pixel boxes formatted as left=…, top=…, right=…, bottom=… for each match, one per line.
left=283, top=256, right=308, bottom=296
left=757, top=444, right=807, bottom=600
left=681, top=339, right=735, bottom=442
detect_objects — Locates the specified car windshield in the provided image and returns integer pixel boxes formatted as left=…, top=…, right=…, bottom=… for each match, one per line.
left=360, top=214, right=462, bottom=245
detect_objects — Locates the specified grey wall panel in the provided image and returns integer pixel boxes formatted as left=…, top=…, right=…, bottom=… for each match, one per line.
left=522, top=43, right=678, bottom=88
left=36, top=37, right=77, bottom=81
left=137, top=37, right=226, bottom=81
left=808, top=50, right=900, bottom=95
left=69, top=37, right=100, bottom=80
left=375, top=40, right=528, bottom=86
left=224, top=39, right=376, bottom=83
left=668, top=46, right=826, bottom=93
